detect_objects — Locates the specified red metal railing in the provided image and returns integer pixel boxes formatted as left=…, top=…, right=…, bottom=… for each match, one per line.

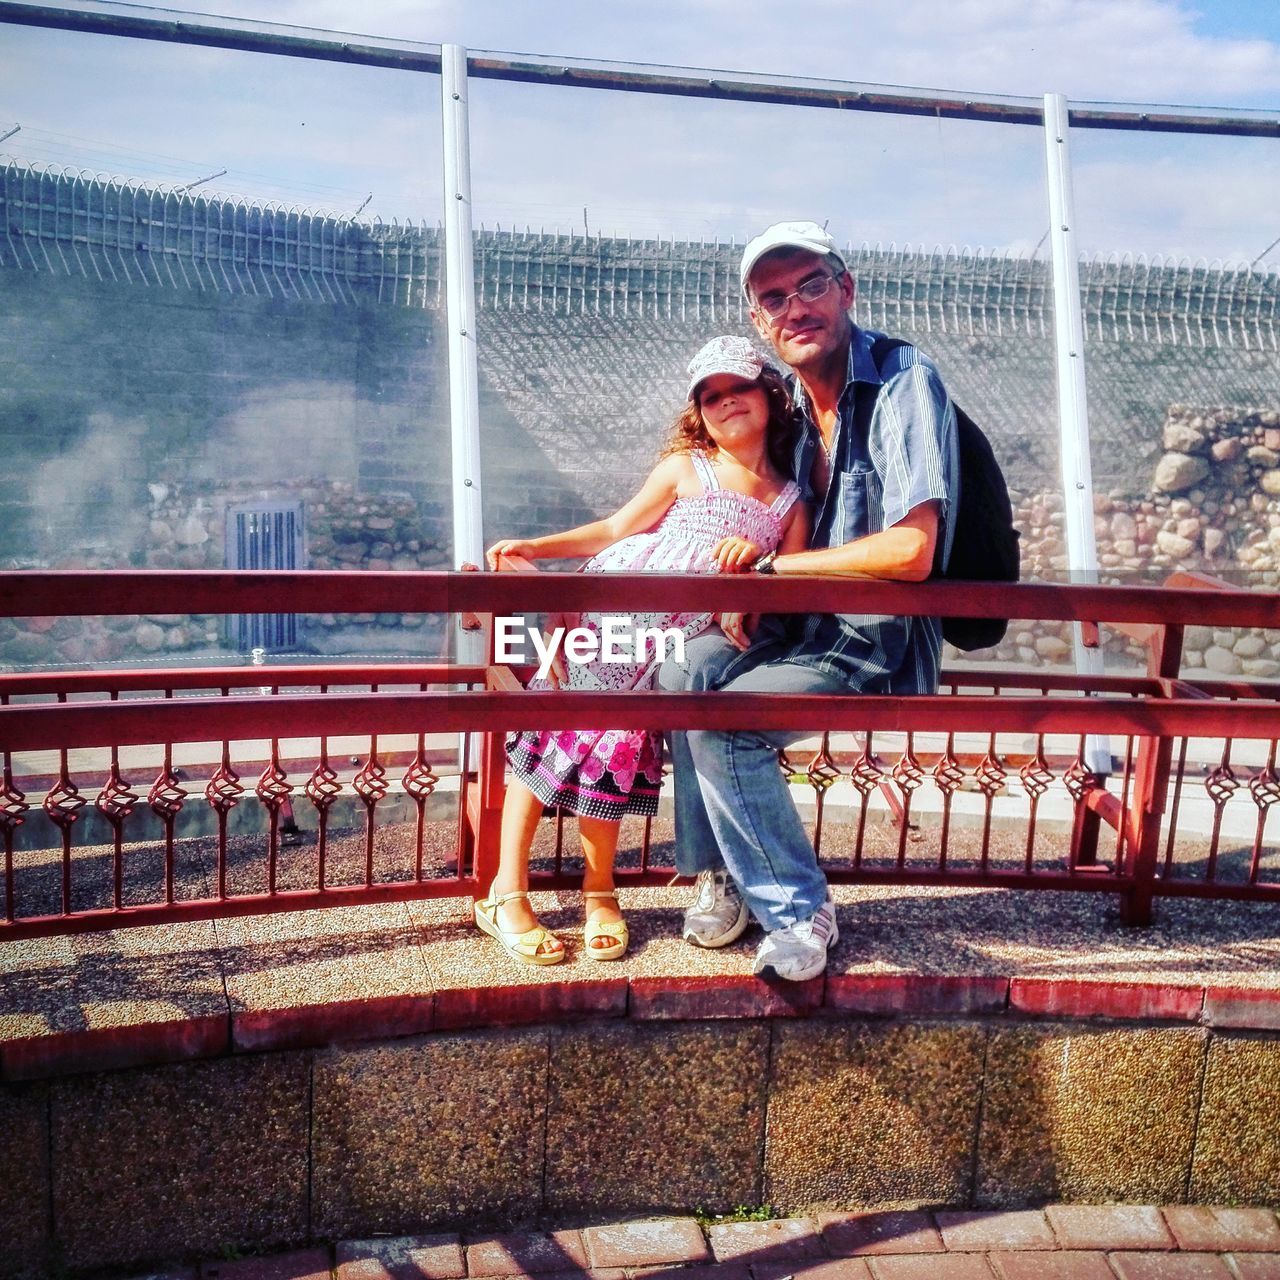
left=1, top=569, right=1278, bottom=939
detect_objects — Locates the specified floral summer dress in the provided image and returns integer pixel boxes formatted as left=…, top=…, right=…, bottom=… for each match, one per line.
left=506, top=451, right=801, bottom=821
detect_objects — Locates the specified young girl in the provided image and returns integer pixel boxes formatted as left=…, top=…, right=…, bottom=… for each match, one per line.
left=479, top=334, right=810, bottom=964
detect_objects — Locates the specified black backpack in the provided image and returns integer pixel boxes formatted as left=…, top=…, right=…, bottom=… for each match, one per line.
left=867, top=337, right=1021, bottom=652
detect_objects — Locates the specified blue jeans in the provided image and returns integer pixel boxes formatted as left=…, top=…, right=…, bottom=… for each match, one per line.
left=658, top=629, right=851, bottom=932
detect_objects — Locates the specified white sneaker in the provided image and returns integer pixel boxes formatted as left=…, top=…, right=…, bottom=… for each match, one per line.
left=682, top=868, right=749, bottom=948
left=752, top=898, right=838, bottom=982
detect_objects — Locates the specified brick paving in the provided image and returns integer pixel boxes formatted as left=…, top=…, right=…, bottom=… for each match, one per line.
left=123, top=1206, right=1280, bottom=1280
left=988, top=1253, right=1116, bottom=1279
left=467, top=1231, right=593, bottom=1276
left=336, top=1234, right=467, bottom=1279
left=753, top=1262, right=871, bottom=1280
left=707, top=1219, right=826, bottom=1263
left=1108, top=1254, right=1235, bottom=1279
left=1045, top=1206, right=1176, bottom=1252
left=869, top=1255, right=997, bottom=1278
left=936, top=1210, right=1058, bottom=1251
left=1162, top=1207, right=1280, bottom=1253
left=818, top=1211, right=944, bottom=1256
left=1230, top=1258, right=1280, bottom=1280
left=583, top=1220, right=710, bottom=1269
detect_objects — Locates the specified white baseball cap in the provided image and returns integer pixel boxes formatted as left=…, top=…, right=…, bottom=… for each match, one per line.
left=685, top=335, right=766, bottom=399
left=739, top=220, right=846, bottom=294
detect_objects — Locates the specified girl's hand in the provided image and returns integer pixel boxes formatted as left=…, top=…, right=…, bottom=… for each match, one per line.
left=715, top=611, right=758, bottom=651
left=711, top=536, right=762, bottom=573
left=487, top=539, right=537, bottom=569
left=539, top=611, right=579, bottom=687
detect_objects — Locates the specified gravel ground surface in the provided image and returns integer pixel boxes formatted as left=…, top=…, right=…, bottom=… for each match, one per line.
left=3, top=804, right=1279, bottom=1051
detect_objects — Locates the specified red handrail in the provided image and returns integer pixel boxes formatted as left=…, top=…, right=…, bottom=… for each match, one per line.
left=1, top=569, right=1276, bottom=940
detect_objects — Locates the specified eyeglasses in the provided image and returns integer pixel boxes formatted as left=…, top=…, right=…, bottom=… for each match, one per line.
left=753, top=273, right=837, bottom=319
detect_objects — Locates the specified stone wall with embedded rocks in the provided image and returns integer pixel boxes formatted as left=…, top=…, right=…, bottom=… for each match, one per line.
left=147, top=479, right=451, bottom=657
left=143, top=480, right=448, bottom=577
left=7, top=1006, right=1280, bottom=1276
left=958, top=406, right=1280, bottom=676
left=1150, top=406, right=1280, bottom=586
left=6, top=402, right=1279, bottom=673
left=0, top=272, right=458, bottom=575
left=0, top=480, right=452, bottom=667
left=0, top=271, right=592, bottom=669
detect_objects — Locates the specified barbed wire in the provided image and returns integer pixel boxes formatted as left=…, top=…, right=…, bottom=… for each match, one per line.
left=1, top=158, right=1277, bottom=348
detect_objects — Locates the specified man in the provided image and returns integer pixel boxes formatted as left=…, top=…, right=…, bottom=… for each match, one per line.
left=659, top=220, right=959, bottom=981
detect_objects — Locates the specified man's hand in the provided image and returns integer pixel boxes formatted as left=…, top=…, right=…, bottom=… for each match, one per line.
left=711, top=536, right=763, bottom=573
left=715, top=611, right=758, bottom=651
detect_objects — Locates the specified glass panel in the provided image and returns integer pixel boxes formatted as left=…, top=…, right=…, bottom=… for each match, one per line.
left=1072, top=128, right=1280, bottom=675
left=0, top=26, right=446, bottom=669
left=0, top=24, right=455, bottom=893
left=467, top=79, right=1054, bottom=627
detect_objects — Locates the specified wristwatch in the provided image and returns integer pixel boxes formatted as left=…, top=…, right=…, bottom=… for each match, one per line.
left=754, top=551, right=778, bottom=575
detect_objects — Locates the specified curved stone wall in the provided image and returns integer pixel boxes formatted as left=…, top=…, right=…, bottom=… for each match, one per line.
left=4, top=1004, right=1279, bottom=1278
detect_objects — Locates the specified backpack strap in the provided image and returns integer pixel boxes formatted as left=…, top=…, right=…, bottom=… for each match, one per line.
left=850, top=335, right=912, bottom=446
left=861, top=335, right=947, bottom=574
left=869, top=334, right=912, bottom=379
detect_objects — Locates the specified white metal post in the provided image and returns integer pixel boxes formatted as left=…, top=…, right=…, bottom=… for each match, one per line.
left=442, top=45, right=485, bottom=782
left=1043, top=93, right=1110, bottom=774
left=442, top=43, right=484, bottom=661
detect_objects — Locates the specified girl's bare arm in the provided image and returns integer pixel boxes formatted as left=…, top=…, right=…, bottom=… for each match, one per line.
left=487, top=456, right=684, bottom=566
left=711, top=490, right=812, bottom=572
left=777, top=500, right=811, bottom=556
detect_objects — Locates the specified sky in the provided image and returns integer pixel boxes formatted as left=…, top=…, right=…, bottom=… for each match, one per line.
left=2, top=0, right=1279, bottom=261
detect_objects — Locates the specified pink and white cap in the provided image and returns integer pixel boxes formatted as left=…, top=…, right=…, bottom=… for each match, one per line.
left=686, top=335, right=766, bottom=399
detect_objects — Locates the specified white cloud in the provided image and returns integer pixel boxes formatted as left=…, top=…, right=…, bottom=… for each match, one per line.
left=1072, top=144, right=1280, bottom=261
left=285, top=0, right=1280, bottom=103
left=102, top=0, right=1280, bottom=104
left=858, top=0, right=1280, bottom=101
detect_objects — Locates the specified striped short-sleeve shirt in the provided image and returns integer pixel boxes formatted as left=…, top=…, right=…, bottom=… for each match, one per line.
left=767, top=325, right=960, bottom=694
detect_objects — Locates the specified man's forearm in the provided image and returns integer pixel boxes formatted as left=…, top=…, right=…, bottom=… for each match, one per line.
left=774, top=528, right=929, bottom=580
left=774, top=502, right=940, bottom=582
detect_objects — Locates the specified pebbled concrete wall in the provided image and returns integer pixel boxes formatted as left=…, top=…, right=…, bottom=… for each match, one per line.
left=4, top=1014, right=1280, bottom=1278
left=0, top=1081, right=48, bottom=1280
left=976, top=1023, right=1206, bottom=1206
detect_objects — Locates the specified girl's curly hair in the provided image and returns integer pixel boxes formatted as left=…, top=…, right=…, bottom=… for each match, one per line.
left=661, top=363, right=796, bottom=475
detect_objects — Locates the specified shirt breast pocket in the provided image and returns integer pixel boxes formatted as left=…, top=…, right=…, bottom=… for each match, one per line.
left=835, top=466, right=881, bottom=542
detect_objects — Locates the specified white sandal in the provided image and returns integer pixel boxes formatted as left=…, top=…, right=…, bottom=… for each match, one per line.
left=583, top=889, right=629, bottom=962
left=474, top=889, right=565, bottom=966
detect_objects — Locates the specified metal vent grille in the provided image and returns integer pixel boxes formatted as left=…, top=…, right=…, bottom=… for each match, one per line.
left=224, top=502, right=304, bottom=652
